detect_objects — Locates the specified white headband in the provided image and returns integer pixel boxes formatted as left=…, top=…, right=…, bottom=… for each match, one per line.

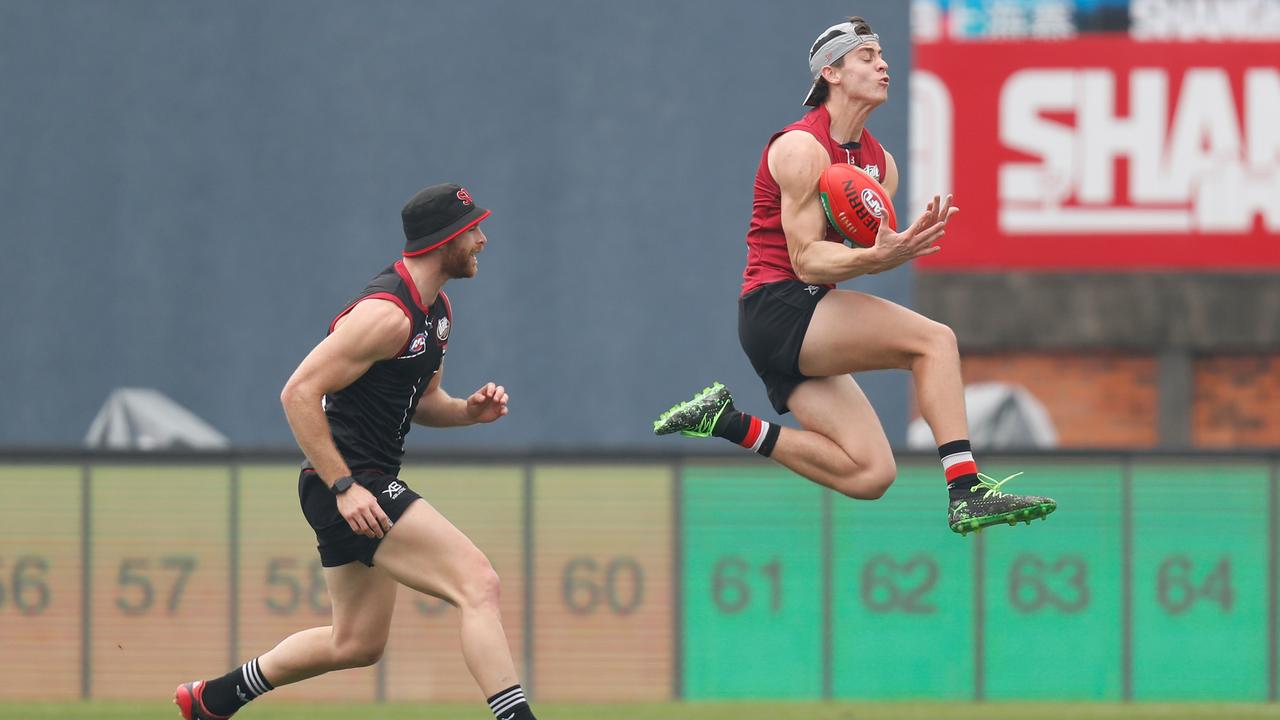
left=808, top=22, right=881, bottom=80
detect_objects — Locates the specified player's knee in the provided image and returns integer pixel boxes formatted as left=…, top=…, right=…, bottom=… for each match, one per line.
left=456, top=554, right=502, bottom=611
left=906, top=321, right=958, bottom=366
left=862, top=466, right=896, bottom=500
left=334, top=639, right=385, bottom=669
left=832, top=458, right=896, bottom=500
left=925, top=322, right=958, bottom=358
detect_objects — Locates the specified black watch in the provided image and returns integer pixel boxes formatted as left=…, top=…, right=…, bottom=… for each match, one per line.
left=330, top=475, right=356, bottom=495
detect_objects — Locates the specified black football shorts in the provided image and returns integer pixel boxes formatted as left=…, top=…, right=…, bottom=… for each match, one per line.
left=738, top=279, right=831, bottom=414
left=298, top=468, right=422, bottom=567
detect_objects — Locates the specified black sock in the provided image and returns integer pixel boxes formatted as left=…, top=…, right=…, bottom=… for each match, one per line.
left=201, top=657, right=274, bottom=717
left=487, top=684, right=536, bottom=720
left=939, top=439, right=979, bottom=502
left=713, top=408, right=782, bottom=457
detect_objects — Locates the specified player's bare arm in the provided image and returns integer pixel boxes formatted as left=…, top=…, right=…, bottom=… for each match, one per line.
left=774, top=133, right=955, bottom=283
left=280, top=298, right=408, bottom=539
left=412, top=361, right=510, bottom=427
left=772, top=130, right=879, bottom=285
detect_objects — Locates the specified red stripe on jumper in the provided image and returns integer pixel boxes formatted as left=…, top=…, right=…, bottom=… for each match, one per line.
left=945, top=460, right=978, bottom=483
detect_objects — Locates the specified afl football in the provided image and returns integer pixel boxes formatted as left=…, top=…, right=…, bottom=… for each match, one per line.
left=817, top=164, right=896, bottom=248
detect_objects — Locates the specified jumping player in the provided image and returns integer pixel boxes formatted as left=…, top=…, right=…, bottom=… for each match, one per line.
left=653, top=17, right=1055, bottom=534
left=176, top=184, right=539, bottom=720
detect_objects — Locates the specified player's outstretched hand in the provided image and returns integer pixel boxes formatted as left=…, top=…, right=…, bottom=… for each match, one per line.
left=870, top=194, right=959, bottom=273
left=466, top=382, right=510, bottom=423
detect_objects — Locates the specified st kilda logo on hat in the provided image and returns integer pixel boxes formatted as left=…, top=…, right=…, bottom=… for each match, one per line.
left=402, top=183, right=491, bottom=256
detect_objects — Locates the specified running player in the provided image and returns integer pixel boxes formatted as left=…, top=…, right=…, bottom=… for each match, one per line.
left=653, top=17, right=1055, bottom=534
left=175, top=183, right=539, bottom=720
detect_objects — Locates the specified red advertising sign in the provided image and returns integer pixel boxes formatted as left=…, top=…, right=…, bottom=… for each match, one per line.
left=912, top=38, right=1280, bottom=270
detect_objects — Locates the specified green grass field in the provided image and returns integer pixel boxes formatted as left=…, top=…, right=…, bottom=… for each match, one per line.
left=3, top=702, right=1280, bottom=720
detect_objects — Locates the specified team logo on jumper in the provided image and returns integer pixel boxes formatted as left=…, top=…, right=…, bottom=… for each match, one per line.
left=382, top=481, right=406, bottom=500
left=456, top=188, right=473, bottom=205
left=861, top=188, right=885, bottom=218
left=862, top=164, right=880, bottom=180
left=436, top=317, right=450, bottom=341
left=400, top=332, right=429, bottom=359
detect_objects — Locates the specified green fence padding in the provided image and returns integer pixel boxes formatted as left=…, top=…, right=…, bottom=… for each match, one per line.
left=1131, top=463, right=1270, bottom=701
left=832, top=465, right=976, bottom=699
left=982, top=463, right=1124, bottom=700
left=681, top=465, right=823, bottom=699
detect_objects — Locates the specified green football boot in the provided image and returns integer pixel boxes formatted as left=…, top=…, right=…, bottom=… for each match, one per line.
left=949, top=472, right=1057, bottom=536
left=653, top=382, right=734, bottom=438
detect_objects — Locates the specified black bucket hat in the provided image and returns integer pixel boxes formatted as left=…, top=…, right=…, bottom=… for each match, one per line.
left=401, top=183, right=490, bottom=256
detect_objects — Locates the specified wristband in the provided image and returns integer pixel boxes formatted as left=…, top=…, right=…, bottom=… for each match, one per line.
left=330, top=475, right=356, bottom=495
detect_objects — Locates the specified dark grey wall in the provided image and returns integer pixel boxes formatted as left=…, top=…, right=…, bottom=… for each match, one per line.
left=919, top=274, right=1280, bottom=351
left=0, top=1, right=912, bottom=449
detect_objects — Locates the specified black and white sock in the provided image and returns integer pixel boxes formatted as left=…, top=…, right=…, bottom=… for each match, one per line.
left=487, top=684, right=536, bottom=720
left=201, top=657, right=274, bottom=717
left=940, top=439, right=980, bottom=502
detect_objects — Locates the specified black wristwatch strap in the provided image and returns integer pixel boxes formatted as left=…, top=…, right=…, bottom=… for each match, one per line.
left=330, top=475, right=356, bottom=495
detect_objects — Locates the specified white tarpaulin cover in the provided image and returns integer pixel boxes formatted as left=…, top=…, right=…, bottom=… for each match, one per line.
left=907, top=382, right=1058, bottom=449
left=85, top=387, right=229, bottom=450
